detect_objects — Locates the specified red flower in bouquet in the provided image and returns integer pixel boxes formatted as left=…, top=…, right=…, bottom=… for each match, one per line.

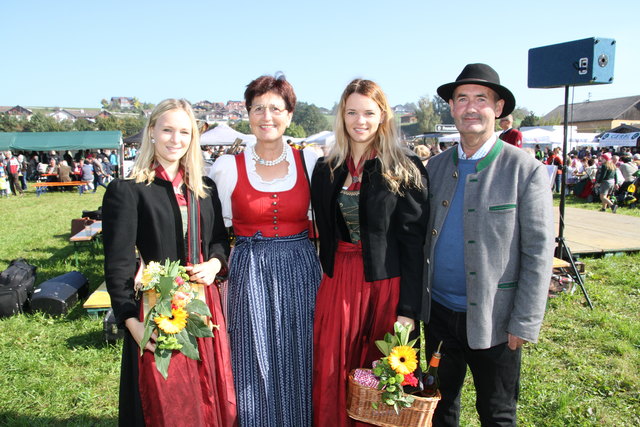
left=401, top=372, right=418, bottom=387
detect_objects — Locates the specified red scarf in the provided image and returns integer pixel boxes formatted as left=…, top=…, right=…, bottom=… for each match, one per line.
left=346, top=150, right=376, bottom=191
left=155, top=164, right=187, bottom=206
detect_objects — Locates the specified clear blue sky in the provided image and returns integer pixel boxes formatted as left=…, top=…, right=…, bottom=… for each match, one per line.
left=2, top=1, right=638, bottom=117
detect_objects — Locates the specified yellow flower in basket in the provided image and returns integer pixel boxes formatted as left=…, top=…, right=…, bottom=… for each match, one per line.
left=388, top=345, right=418, bottom=376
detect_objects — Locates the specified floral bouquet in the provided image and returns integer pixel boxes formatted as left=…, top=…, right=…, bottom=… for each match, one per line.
left=368, top=322, right=420, bottom=414
left=139, top=259, right=217, bottom=379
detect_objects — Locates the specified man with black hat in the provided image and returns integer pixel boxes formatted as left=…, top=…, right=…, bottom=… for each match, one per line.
left=421, top=63, right=555, bottom=425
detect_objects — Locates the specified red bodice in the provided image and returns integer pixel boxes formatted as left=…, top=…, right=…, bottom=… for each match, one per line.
left=231, top=149, right=310, bottom=238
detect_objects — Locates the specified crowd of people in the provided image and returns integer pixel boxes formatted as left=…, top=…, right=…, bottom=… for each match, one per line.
left=533, top=145, right=640, bottom=212
left=0, top=149, right=120, bottom=195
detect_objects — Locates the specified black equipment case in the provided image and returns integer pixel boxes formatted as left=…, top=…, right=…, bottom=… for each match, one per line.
left=31, top=271, right=89, bottom=316
left=0, top=258, right=37, bottom=318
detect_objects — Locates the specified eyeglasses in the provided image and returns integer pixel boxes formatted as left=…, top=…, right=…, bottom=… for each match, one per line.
left=250, top=104, right=287, bottom=116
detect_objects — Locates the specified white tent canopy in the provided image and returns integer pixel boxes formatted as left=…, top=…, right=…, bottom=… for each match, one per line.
left=304, top=130, right=335, bottom=146
left=200, top=123, right=256, bottom=146
left=521, top=126, right=598, bottom=150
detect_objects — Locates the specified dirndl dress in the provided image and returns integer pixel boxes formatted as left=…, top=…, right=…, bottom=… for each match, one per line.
left=227, top=150, right=321, bottom=427
left=312, top=190, right=401, bottom=427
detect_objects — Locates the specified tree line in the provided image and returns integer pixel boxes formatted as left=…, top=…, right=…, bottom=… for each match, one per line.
left=0, top=98, right=555, bottom=140
left=0, top=112, right=147, bottom=137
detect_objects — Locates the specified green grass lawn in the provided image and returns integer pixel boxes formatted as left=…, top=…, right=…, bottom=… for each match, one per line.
left=554, top=191, right=640, bottom=218
left=0, top=186, right=119, bottom=427
left=0, top=185, right=639, bottom=426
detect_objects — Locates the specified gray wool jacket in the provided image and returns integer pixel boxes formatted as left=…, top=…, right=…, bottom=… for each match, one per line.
left=422, top=139, right=555, bottom=349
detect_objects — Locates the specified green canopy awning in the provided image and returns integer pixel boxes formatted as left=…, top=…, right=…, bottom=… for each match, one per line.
left=0, top=131, right=122, bottom=151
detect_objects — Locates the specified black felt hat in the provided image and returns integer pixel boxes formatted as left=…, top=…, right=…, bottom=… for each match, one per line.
left=437, top=63, right=515, bottom=119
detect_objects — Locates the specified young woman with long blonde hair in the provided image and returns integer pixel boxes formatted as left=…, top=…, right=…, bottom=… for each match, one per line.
left=311, top=79, right=429, bottom=426
left=103, top=99, right=237, bottom=426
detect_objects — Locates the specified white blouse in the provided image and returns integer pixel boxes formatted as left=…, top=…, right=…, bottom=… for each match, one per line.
left=209, top=143, right=318, bottom=227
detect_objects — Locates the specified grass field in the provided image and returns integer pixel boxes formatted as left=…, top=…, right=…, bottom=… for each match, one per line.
left=555, top=192, right=640, bottom=218
left=0, top=185, right=639, bottom=426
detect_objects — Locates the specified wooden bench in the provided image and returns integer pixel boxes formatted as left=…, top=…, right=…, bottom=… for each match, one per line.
left=70, top=221, right=103, bottom=267
left=34, top=181, right=89, bottom=196
left=83, top=281, right=111, bottom=317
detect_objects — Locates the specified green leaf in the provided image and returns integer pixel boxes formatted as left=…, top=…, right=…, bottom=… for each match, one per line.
left=155, top=299, right=173, bottom=317
left=139, top=324, right=154, bottom=355
left=375, top=340, right=393, bottom=356
left=157, top=276, right=175, bottom=299
left=371, top=402, right=379, bottom=410
left=185, top=315, right=214, bottom=338
left=154, top=348, right=172, bottom=379
left=187, top=298, right=212, bottom=317
left=176, top=329, right=200, bottom=360
left=165, top=259, right=180, bottom=277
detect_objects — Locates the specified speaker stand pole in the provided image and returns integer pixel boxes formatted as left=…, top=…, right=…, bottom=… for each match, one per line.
left=556, top=85, right=593, bottom=309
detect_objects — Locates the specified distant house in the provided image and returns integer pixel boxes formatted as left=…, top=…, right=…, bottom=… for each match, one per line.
left=110, top=97, right=134, bottom=109
left=227, top=110, right=245, bottom=121
left=400, top=113, right=417, bottom=124
left=393, top=105, right=411, bottom=114
left=49, top=108, right=102, bottom=122
left=95, top=110, right=113, bottom=119
left=542, top=95, right=640, bottom=132
left=1, top=105, right=33, bottom=120
left=226, top=100, right=246, bottom=112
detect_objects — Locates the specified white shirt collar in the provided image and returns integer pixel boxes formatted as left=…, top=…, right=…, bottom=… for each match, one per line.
left=458, top=133, right=497, bottom=160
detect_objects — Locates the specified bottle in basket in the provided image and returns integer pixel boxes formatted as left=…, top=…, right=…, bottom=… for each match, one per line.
left=422, top=341, right=442, bottom=397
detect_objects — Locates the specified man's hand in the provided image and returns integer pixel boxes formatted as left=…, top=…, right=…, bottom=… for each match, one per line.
left=508, top=333, right=526, bottom=350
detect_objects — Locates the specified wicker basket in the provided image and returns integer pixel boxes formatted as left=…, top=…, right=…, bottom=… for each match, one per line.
left=346, top=369, right=440, bottom=427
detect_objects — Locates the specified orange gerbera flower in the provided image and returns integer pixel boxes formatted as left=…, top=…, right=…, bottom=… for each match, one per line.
left=154, top=308, right=188, bottom=334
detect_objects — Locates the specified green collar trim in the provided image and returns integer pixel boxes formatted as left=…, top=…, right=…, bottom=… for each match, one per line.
left=451, top=138, right=504, bottom=172
left=477, top=138, right=504, bottom=172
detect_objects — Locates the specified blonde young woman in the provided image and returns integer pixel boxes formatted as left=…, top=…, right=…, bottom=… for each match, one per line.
left=311, top=79, right=429, bottom=426
left=103, top=99, right=237, bottom=426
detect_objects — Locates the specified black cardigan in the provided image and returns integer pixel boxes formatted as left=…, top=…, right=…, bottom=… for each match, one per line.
left=311, top=154, right=429, bottom=319
left=102, top=176, right=229, bottom=325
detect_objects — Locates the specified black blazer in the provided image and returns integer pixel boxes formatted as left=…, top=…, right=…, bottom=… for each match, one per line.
left=311, top=154, right=429, bottom=319
left=102, top=176, right=229, bottom=325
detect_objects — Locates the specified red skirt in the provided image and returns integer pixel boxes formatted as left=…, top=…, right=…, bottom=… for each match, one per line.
left=312, top=240, right=400, bottom=427
left=138, top=285, right=237, bottom=427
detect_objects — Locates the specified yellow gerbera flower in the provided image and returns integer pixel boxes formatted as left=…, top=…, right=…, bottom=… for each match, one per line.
left=154, top=308, right=188, bottom=334
left=388, top=345, right=418, bottom=375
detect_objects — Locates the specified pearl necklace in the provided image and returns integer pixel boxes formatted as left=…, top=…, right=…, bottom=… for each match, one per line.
left=252, top=143, right=287, bottom=166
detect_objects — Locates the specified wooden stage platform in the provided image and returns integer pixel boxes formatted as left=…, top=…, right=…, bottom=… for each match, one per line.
left=554, top=207, right=640, bottom=256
